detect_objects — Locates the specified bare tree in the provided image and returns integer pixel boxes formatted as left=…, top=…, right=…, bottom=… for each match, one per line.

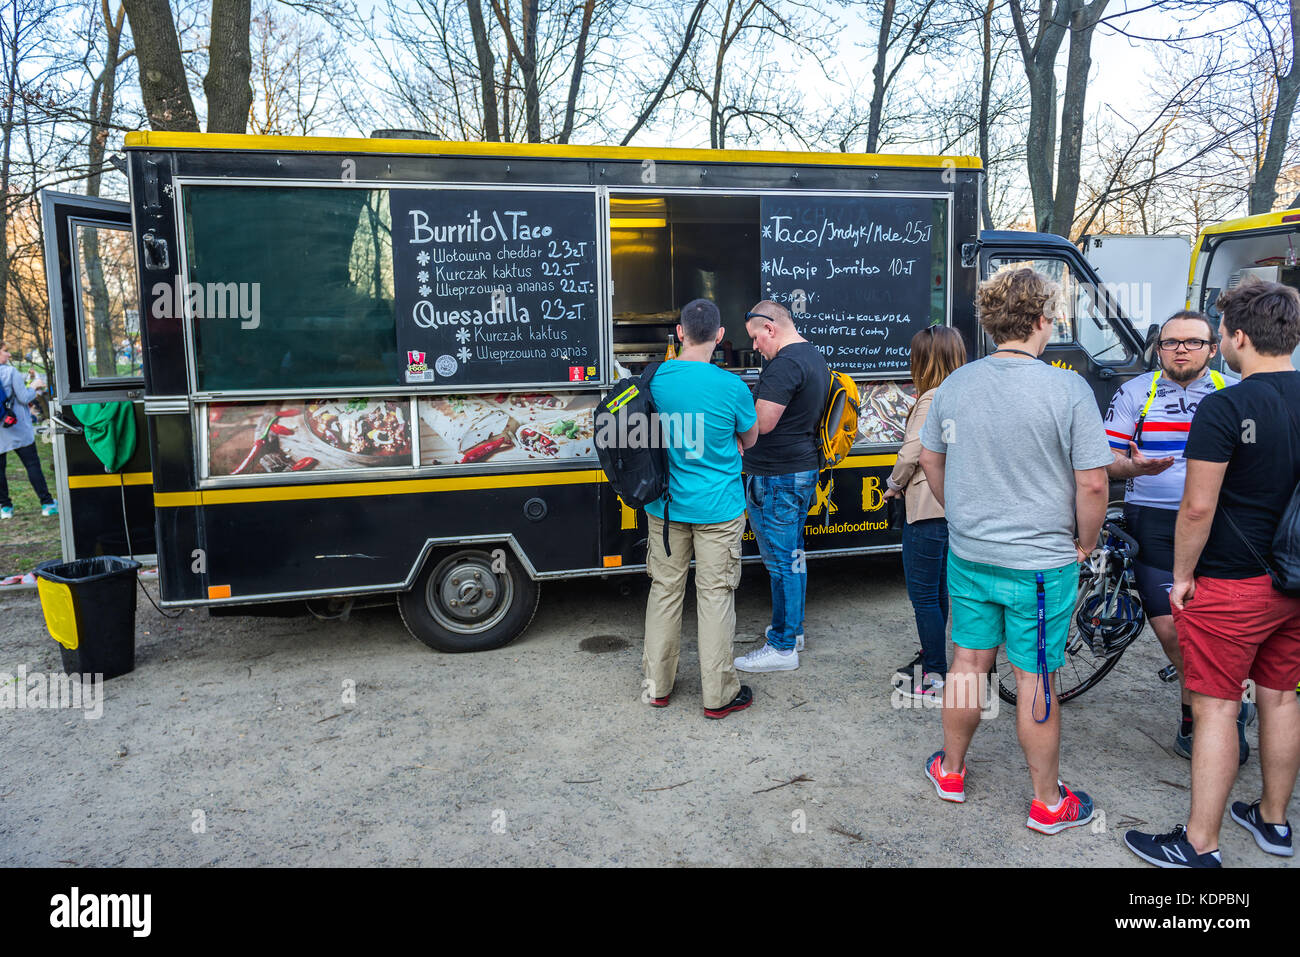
left=663, top=0, right=836, bottom=149
left=122, top=0, right=201, bottom=130
left=363, top=0, right=624, bottom=143
left=248, top=1, right=345, bottom=135
left=1007, top=0, right=1110, bottom=235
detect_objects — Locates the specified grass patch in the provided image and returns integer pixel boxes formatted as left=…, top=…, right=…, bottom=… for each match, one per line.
left=0, top=438, right=62, bottom=573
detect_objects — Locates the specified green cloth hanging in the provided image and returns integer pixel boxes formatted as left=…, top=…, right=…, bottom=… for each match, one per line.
left=71, top=402, right=138, bottom=473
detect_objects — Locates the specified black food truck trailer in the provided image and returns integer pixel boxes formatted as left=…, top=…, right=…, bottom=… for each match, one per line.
left=39, top=133, right=1148, bottom=652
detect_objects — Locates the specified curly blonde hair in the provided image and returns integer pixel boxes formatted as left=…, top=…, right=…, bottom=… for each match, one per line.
left=977, top=267, right=1060, bottom=345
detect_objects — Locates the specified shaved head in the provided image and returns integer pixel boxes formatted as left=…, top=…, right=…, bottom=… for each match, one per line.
left=746, top=300, right=794, bottom=328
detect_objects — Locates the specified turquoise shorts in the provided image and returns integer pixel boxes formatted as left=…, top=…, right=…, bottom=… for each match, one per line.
left=947, top=553, right=1079, bottom=673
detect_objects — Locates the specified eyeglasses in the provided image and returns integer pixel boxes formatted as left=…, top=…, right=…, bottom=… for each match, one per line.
left=1158, top=338, right=1212, bottom=352
left=744, top=312, right=777, bottom=324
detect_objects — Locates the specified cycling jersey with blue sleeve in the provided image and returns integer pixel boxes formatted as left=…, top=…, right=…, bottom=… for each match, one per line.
left=1103, top=370, right=1232, bottom=510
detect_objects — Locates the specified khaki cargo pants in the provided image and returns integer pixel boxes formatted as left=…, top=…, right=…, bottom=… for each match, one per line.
left=644, top=513, right=746, bottom=710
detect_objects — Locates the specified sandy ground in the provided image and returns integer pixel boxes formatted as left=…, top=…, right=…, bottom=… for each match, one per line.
left=0, top=554, right=1294, bottom=867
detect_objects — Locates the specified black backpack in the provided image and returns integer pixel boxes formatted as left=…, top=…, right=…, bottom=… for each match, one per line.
left=595, top=362, right=672, bottom=555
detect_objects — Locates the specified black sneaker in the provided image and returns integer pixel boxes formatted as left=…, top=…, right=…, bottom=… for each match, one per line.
left=1124, top=825, right=1222, bottom=868
left=1231, top=800, right=1294, bottom=857
left=704, top=685, right=752, bottom=719
left=894, top=651, right=923, bottom=682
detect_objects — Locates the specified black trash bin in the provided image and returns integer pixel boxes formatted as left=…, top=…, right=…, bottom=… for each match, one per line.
left=35, top=556, right=141, bottom=680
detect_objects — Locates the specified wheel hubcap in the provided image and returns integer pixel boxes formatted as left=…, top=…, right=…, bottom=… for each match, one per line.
left=426, top=551, right=512, bottom=634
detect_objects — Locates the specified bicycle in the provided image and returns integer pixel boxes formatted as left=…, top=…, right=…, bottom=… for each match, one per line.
left=994, top=508, right=1147, bottom=706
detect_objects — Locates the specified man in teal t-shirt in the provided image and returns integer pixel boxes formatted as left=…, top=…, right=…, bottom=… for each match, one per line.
left=642, top=299, right=759, bottom=719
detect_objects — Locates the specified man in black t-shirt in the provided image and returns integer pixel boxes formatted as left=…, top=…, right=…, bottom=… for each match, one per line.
left=1126, top=277, right=1300, bottom=869
left=734, top=300, right=831, bottom=675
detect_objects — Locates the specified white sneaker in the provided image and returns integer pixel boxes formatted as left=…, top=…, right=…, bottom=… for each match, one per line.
left=735, top=643, right=799, bottom=673
left=765, top=626, right=805, bottom=653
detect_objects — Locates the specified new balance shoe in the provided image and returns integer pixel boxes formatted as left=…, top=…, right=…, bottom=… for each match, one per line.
left=1124, top=825, right=1222, bottom=868
left=1230, top=800, right=1293, bottom=857
left=0, top=506, right=12, bottom=520
left=41, top=502, right=58, bottom=517
left=1026, top=782, right=1094, bottom=834
left=898, top=672, right=944, bottom=701
left=924, top=749, right=966, bottom=803
left=704, top=685, right=752, bottom=719
left=765, top=626, right=804, bottom=653
left=734, top=643, right=799, bottom=673
left=1173, top=722, right=1193, bottom=760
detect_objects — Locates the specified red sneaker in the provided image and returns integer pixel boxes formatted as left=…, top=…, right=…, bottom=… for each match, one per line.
left=1027, top=782, right=1095, bottom=834
left=924, top=749, right=966, bottom=803
left=650, top=693, right=670, bottom=707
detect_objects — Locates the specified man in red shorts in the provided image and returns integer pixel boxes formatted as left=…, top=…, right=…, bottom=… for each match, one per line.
left=1125, top=277, right=1300, bottom=867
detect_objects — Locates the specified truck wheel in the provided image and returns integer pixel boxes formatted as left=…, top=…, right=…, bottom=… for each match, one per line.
left=398, top=547, right=540, bottom=653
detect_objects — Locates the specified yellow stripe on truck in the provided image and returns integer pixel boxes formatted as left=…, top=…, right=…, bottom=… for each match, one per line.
left=123, top=130, right=982, bottom=172
left=151, top=454, right=898, bottom=508
left=67, top=472, right=153, bottom=489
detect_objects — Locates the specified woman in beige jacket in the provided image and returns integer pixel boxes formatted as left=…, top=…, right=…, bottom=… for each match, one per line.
left=884, top=325, right=967, bottom=699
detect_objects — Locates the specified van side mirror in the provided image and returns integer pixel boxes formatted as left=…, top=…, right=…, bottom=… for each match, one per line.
left=1143, top=323, right=1161, bottom=368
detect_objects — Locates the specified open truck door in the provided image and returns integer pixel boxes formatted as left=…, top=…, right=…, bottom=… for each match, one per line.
left=976, top=230, right=1148, bottom=411
left=39, top=190, right=155, bottom=561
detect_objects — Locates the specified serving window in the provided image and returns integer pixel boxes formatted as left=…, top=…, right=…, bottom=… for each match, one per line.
left=183, top=186, right=398, bottom=393
left=181, top=183, right=605, bottom=395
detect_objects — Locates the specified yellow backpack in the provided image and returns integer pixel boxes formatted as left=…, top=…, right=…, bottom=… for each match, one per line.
left=818, top=370, right=860, bottom=470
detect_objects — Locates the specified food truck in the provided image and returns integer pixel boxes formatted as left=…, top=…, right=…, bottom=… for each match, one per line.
left=1185, top=208, right=1300, bottom=368
left=40, top=134, right=1148, bottom=652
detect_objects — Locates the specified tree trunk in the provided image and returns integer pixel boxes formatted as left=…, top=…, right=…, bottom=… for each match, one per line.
left=521, top=0, right=540, bottom=142
left=559, top=0, right=595, bottom=144
left=866, top=0, right=895, bottom=154
left=1009, top=0, right=1070, bottom=233
left=204, top=0, right=252, bottom=134
left=979, top=0, right=994, bottom=229
left=85, top=1, right=128, bottom=378
left=466, top=0, right=500, bottom=141
left=0, top=9, right=17, bottom=342
left=1051, top=0, right=1108, bottom=237
left=122, top=0, right=200, bottom=131
left=1250, top=0, right=1300, bottom=214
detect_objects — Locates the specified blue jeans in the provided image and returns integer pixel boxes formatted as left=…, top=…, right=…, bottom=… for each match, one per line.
left=901, top=518, right=949, bottom=676
left=745, top=470, right=818, bottom=652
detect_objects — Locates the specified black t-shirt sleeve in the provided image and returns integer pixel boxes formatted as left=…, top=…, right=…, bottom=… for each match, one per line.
left=1184, top=390, right=1237, bottom=464
left=755, top=356, right=802, bottom=407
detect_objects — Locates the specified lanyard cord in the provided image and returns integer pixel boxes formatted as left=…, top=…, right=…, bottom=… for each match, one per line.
left=1033, top=572, right=1052, bottom=723
left=991, top=348, right=1039, bottom=360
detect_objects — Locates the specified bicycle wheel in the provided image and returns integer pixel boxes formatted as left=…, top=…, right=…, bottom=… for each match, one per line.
left=994, top=567, right=1126, bottom=706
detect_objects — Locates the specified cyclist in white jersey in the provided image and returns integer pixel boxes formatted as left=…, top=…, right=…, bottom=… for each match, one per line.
left=1105, top=311, right=1252, bottom=764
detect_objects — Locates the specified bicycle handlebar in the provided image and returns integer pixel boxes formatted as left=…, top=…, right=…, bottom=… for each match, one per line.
left=1100, top=520, right=1139, bottom=558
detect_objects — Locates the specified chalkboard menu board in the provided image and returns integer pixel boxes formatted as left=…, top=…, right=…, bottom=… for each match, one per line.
left=390, top=188, right=603, bottom=387
left=759, top=195, right=948, bottom=376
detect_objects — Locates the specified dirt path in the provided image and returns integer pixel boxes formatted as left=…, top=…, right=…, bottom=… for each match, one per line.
left=0, top=556, right=1292, bottom=867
